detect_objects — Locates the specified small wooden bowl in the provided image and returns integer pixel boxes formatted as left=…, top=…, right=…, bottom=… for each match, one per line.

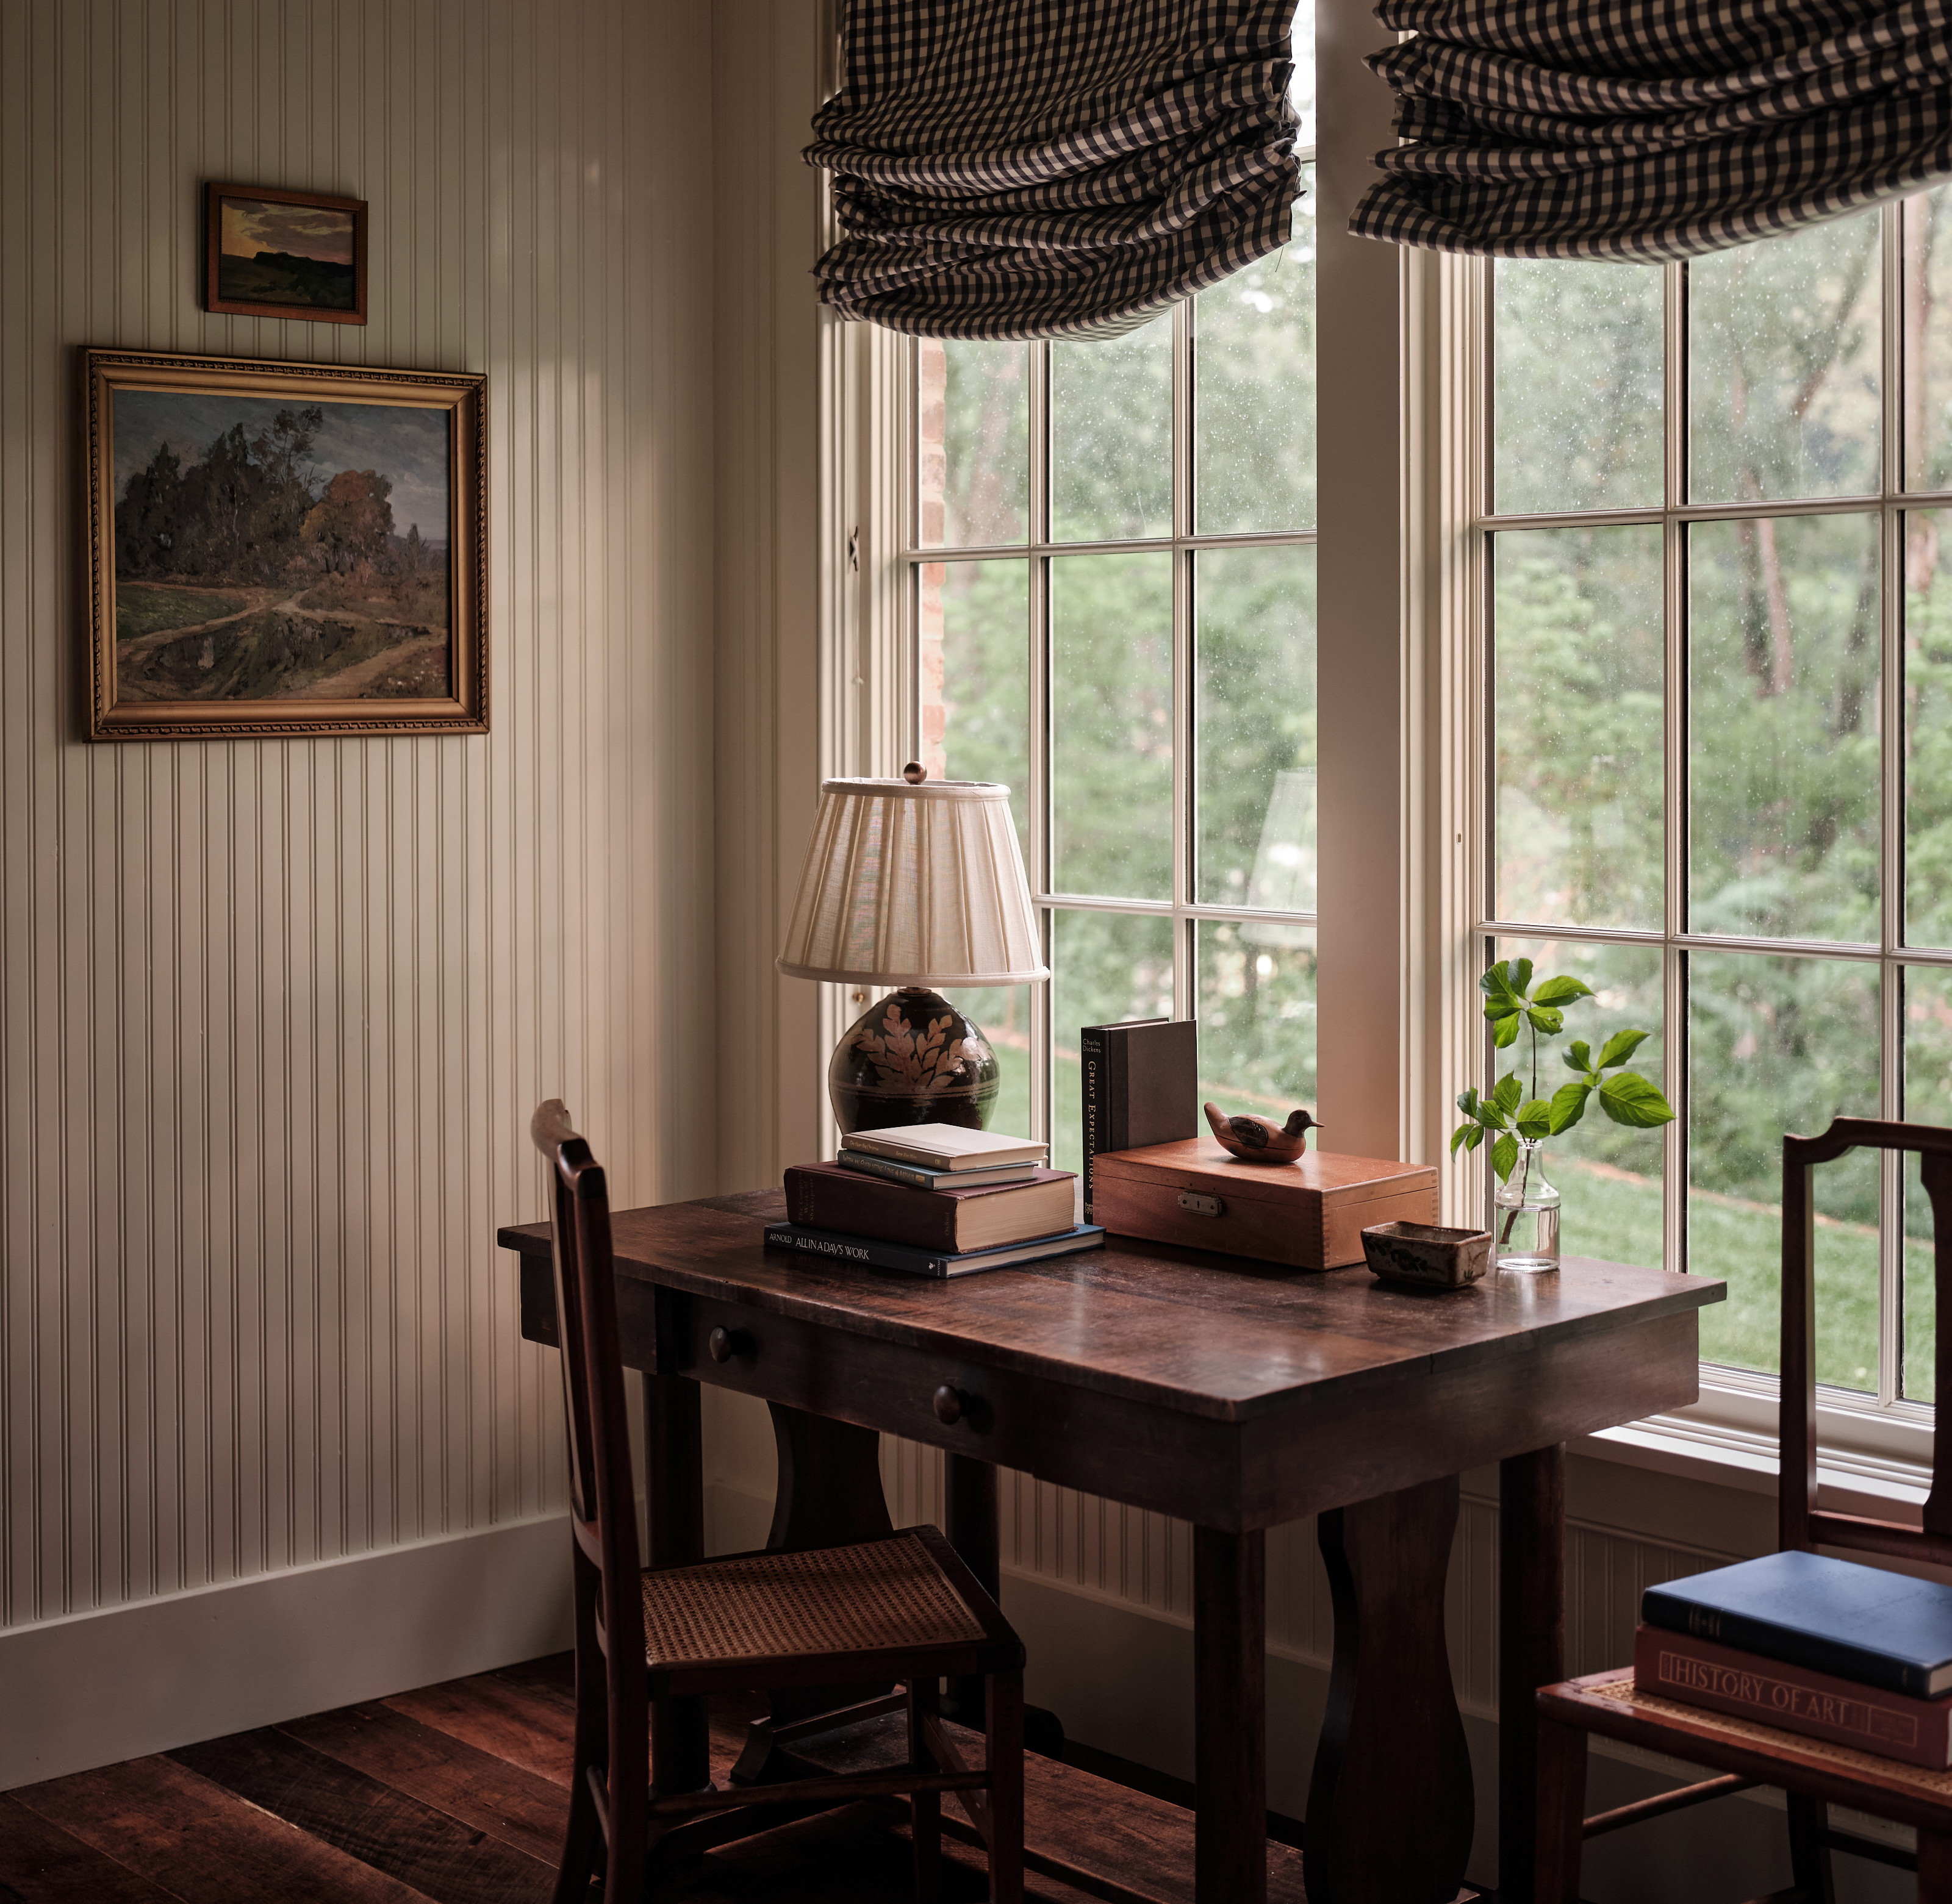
left=1362, top=1221, right=1491, bottom=1290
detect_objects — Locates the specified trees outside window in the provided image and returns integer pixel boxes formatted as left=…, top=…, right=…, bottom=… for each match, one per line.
left=1486, top=190, right=1952, bottom=1413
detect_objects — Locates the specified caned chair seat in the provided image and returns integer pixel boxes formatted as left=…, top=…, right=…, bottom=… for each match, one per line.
left=641, top=1533, right=988, bottom=1670
left=1542, top=1671, right=1952, bottom=1828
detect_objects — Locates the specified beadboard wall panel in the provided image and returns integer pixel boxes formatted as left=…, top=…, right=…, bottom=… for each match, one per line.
left=0, top=0, right=716, bottom=1634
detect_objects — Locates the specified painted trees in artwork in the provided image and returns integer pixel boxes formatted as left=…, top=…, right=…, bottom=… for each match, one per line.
left=302, top=469, right=395, bottom=572
left=114, top=404, right=420, bottom=590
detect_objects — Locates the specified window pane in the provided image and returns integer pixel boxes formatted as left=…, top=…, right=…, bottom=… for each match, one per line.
left=1493, top=260, right=1663, bottom=515
left=1196, top=545, right=1316, bottom=908
left=1688, top=513, right=1880, bottom=943
left=1493, top=526, right=1662, bottom=928
left=1052, top=315, right=1171, bottom=542
left=925, top=559, right=1030, bottom=857
left=1194, top=195, right=1316, bottom=534
left=1904, top=188, right=1952, bottom=492
left=940, top=982, right=1035, bottom=1142
left=1903, top=964, right=1952, bottom=1401
left=1689, top=212, right=1881, bottom=503
left=1052, top=909, right=1175, bottom=1179
left=1690, top=951, right=1881, bottom=1386
left=1052, top=552, right=1174, bottom=900
left=1491, top=939, right=1666, bottom=1272
left=1908, top=510, right=1952, bottom=945
left=918, top=338, right=1028, bottom=547
left=1199, top=922, right=1316, bottom=1118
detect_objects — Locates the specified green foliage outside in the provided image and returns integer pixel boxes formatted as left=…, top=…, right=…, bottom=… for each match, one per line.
left=935, top=183, right=1952, bottom=1402
left=1493, top=191, right=1952, bottom=1392
left=931, top=212, right=1318, bottom=1176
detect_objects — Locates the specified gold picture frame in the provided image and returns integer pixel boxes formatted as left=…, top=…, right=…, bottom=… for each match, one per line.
left=84, top=348, right=487, bottom=741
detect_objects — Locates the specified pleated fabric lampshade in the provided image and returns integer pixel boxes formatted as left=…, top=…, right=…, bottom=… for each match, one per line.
left=777, top=776, right=1046, bottom=987
left=777, top=771, right=1046, bottom=1133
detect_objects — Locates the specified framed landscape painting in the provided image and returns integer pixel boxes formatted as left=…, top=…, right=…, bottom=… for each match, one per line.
left=84, top=349, right=487, bottom=740
left=206, top=183, right=368, bottom=323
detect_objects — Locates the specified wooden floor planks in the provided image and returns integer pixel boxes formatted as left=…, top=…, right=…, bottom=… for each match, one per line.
left=1, top=1653, right=1315, bottom=1903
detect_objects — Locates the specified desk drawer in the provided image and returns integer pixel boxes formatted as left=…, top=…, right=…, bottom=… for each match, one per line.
left=674, top=1292, right=1235, bottom=1525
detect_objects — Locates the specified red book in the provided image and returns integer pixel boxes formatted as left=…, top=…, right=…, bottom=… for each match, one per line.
left=783, top=1162, right=1077, bottom=1256
left=1634, top=1624, right=1952, bottom=1769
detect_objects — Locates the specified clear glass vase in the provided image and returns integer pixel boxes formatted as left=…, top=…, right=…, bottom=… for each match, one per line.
left=1493, top=1138, right=1560, bottom=1273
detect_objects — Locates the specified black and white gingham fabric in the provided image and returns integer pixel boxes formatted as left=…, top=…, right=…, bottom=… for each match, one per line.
left=1351, top=0, right=1952, bottom=260
left=805, top=0, right=1302, bottom=340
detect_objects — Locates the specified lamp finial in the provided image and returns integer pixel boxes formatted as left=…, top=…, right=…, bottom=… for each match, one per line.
left=902, top=761, right=927, bottom=784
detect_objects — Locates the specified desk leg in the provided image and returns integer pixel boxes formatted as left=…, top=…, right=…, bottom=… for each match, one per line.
left=760, top=1401, right=895, bottom=1737
left=643, top=1373, right=709, bottom=1794
left=1306, top=1477, right=1471, bottom=1904
left=1194, top=1526, right=1266, bottom=1904
left=945, top=1453, right=999, bottom=1725
left=1498, top=1444, right=1565, bottom=1904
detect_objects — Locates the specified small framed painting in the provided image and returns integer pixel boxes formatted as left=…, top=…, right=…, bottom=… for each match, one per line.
left=206, top=182, right=368, bottom=324
left=84, top=348, right=487, bottom=741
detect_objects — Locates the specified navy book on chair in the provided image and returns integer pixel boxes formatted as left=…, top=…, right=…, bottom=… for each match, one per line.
left=1643, top=1548, right=1952, bottom=1700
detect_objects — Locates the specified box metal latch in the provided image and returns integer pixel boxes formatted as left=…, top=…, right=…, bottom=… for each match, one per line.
left=1177, top=1191, right=1225, bottom=1218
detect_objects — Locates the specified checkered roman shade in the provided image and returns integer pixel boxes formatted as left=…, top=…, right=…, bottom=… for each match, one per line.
left=1351, top=0, right=1952, bottom=260
left=804, top=0, right=1304, bottom=340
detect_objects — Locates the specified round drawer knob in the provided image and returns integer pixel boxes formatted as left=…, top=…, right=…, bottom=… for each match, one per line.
left=708, top=1326, right=748, bottom=1364
left=933, top=1383, right=966, bottom=1426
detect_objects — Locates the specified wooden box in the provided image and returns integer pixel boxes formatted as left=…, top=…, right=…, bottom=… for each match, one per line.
left=1091, top=1138, right=1439, bottom=1272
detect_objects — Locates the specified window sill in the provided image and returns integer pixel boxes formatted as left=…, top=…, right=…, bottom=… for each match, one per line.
left=1573, top=1376, right=1931, bottom=1526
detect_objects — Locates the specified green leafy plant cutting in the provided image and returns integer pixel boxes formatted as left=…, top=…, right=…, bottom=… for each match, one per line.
left=1449, top=958, right=1676, bottom=1188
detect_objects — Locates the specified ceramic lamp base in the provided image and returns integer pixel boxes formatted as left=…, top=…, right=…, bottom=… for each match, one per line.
left=828, top=987, right=1001, bottom=1136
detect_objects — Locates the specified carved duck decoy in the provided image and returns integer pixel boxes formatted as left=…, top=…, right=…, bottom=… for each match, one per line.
left=1204, top=1101, right=1322, bottom=1163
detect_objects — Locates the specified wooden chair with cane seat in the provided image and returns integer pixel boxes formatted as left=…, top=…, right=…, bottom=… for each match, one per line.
left=531, top=1100, right=1026, bottom=1904
left=1534, top=1117, right=1952, bottom=1902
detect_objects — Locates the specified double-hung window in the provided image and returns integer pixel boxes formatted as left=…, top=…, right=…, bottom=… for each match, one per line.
left=901, top=35, right=1321, bottom=1179
left=1479, top=191, right=1952, bottom=1428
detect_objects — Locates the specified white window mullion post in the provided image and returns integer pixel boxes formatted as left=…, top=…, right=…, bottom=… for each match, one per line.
left=1408, top=244, right=1485, bottom=1221
left=1029, top=340, right=1053, bottom=1148
left=1316, top=0, right=1413, bottom=1161
left=1879, top=198, right=1908, bottom=1408
left=1172, top=299, right=1197, bottom=1025
left=1663, top=260, right=1690, bottom=1278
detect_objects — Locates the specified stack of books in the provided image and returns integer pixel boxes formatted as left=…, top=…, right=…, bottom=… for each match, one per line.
left=766, top=1123, right=1105, bottom=1278
left=1634, top=1548, right=1952, bottom=1768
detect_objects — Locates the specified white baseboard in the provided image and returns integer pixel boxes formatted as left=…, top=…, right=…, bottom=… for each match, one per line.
left=0, top=1514, right=574, bottom=1792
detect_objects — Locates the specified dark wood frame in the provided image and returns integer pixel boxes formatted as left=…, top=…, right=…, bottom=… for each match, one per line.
left=1534, top=1117, right=1952, bottom=1903
left=82, top=347, right=488, bottom=742
left=204, top=182, right=368, bottom=324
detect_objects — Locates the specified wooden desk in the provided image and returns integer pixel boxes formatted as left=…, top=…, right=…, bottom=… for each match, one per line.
left=500, top=1189, right=1721, bottom=1904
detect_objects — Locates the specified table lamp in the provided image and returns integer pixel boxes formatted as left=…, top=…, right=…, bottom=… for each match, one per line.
left=775, top=765, right=1048, bottom=1133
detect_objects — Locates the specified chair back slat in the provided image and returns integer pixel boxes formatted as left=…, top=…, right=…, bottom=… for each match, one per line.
left=1925, top=1147, right=1952, bottom=1539
left=532, top=1101, right=645, bottom=1642
left=1779, top=1117, right=1952, bottom=1569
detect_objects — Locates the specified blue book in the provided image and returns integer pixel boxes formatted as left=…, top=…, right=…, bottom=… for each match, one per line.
left=1642, top=1549, right=1952, bottom=1699
left=763, top=1220, right=1105, bottom=1279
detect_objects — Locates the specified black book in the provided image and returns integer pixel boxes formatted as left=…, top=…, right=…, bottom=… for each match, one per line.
left=1078, top=1017, right=1198, bottom=1222
left=1642, top=1548, right=1952, bottom=1700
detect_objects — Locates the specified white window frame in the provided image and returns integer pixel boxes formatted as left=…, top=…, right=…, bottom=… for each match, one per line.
left=828, top=0, right=1933, bottom=1495
left=1441, top=214, right=1945, bottom=1485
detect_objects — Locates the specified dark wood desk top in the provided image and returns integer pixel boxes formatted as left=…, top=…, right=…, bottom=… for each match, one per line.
left=498, top=1189, right=1724, bottom=1426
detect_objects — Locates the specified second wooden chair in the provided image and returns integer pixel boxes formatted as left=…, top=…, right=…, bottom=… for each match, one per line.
left=1534, top=1116, right=1952, bottom=1902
